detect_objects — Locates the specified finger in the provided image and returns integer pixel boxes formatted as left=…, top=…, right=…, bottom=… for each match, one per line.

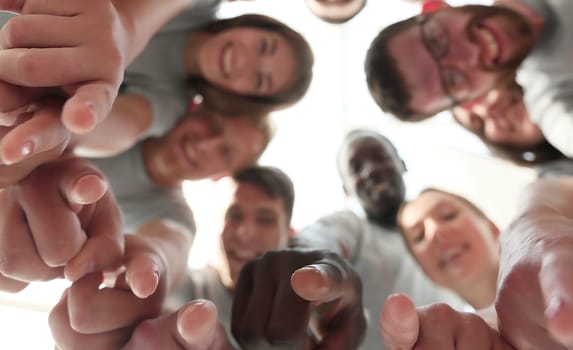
left=125, top=253, right=160, bottom=299
left=66, top=173, right=108, bottom=206
left=1, top=14, right=81, bottom=49
left=0, top=0, right=86, bottom=15
left=0, top=273, right=28, bottom=292
left=68, top=272, right=158, bottom=334
left=0, top=192, right=63, bottom=281
left=0, top=82, right=47, bottom=115
left=49, top=288, right=131, bottom=350
left=0, top=104, right=70, bottom=164
left=291, top=263, right=345, bottom=303
left=380, top=294, right=419, bottom=350
left=61, top=81, right=118, bottom=134
left=65, top=191, right=124, bottom=281
left=454, top=313, right=497, bottom=350
left=177, top=300, right=219, bottom=348
left=540, top=247, right=573, bottom=346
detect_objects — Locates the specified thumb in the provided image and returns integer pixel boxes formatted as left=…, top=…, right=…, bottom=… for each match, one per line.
left=177, top=299, right=219, bottom=348
left=290, top=263, right=346, bottom=304
left=540, top=247, right=573, bottom=346
left=380, top=294, right=420, bottom=350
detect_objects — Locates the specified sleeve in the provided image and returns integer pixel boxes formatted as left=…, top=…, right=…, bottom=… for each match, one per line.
left=530, top=88, right=573, bottom=158
left=159, top=0, right=221, bottom=33
left=295, top=210, right=365, bottom=262
left=121, top=188, right=196, bottom=238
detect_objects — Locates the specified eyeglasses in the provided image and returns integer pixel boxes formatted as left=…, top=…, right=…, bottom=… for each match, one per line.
left=416, top=14, right=470, bottom=107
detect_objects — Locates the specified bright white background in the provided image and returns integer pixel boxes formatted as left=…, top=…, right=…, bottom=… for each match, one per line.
left=1, top=0, right=538, bottom=348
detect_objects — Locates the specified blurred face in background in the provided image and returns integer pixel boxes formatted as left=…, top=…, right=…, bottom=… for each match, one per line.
left=219, top=181, right=293, bottom=289
left=399, top=190, right=499, bottom=292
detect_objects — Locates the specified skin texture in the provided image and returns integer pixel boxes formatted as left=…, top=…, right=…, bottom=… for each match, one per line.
left=192, top=28, right=298, bottom=97
left=0, top=156, right=123, bottom=292
left=387, top=5, right=534, bottom=115
left=231, top=249, right=366, bottom=349
left=452, top=86, right=544, bottom=147
left=399, top=190, right=499, bottom=309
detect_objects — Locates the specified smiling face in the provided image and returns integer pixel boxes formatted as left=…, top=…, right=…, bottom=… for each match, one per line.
left=388, top=5, right=534, bottom=116
left=196, top=27, right=298, bottom=98
left=338, top=132, right=406, bottom=222
left=155, top=110, right=265, bottom=181
left=304, top=0, right=365, bottom=23
left=399, top=190, right=500, bottom=292
left=452, top=85, right=544, bottom=147
left=220, top=181, right=291, bottom=288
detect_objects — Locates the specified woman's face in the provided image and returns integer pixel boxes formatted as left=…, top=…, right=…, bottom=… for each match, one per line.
left=452, top=87, right=544, bottom=147
left=399, top=191, right=499, bottom=291
left=198, top=27, right=298, bottom=97
left=158, top=110, right=265, bottom=181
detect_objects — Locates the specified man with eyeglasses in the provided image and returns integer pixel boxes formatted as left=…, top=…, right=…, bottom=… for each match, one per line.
left=364, top=1, right=573, bottom=349
left=365, top=0, right=573, bottom=157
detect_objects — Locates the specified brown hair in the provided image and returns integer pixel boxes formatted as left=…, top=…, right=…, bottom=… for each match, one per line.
left=365, top=15, right=433, bottom=122
left=189, top=14, right=314, bottom=116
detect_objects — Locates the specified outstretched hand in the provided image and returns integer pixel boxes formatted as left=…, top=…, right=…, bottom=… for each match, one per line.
left=231, top=249, right=366, bottom=349
left=381, top=293, right=514, bottom=350
left=0, top=156, right=123, bottom=292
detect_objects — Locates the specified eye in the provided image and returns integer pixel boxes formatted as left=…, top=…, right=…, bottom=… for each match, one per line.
left=442, top=210, right=458, bottom=221
left=424, top=19, right=448, bottom=58
left=442, top=68, right=468, bottom=94
left=256, top=215, right=276, bottom=226
left=469, top=113, right=484, bottom=133
left=255, top=72, right=264, bottom=92
left=226, top=209, right=243, bottom=222
left=413, top=229, right=425, bottom=244
left=259, top=38, right=268, bottom=55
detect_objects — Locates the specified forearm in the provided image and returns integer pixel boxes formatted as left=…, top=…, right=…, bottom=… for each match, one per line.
left=135, top=220, right=193, bottom=293
left=113, top=0, right=191, bottom=64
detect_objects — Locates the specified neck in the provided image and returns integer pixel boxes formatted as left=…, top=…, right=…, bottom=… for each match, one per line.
left=142, top=138, right=180, bottom=188
left=184, top=32, right=210, bottom=75
left=496, top=0, right=545, bottom=44
left=455, top=265, right=499, bottom=310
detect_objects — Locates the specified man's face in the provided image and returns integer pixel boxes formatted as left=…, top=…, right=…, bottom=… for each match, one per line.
left=339, top=134, right=406, bottom=216
left=388, top=5, right=534, bottom=116
left=220, top=182, right=290, bottom=289
left=304, top=0, right=365, bottom=23
left=157, top=110, right=264, bottom=181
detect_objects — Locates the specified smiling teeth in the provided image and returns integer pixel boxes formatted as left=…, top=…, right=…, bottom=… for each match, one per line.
left=223, top=45, right=232, bottom=76
left=479, top=27, right=499, bottom=62
left=440, top=247, right=463, bottom=266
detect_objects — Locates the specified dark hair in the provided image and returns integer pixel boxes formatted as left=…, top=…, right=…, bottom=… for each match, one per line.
left=365, top=16, right=433, bottom=121
left=337, top=129, right=401, bottom=175
left=233, top=166, right=295, bottom=225
left=189, top=14, right=314, bottom=116
left=310, top=0, right=367, bottom=24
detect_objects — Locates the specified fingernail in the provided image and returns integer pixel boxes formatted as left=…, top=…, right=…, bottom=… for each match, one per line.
left=2, top=140, right=34, bottom=165
left=546, top=296, right=566, bottom=321
left=21, top=141, right=34, bottom=157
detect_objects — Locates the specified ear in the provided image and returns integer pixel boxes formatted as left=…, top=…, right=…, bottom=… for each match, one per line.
left=487, top=219, right=501, bottom=240
left=421, top=0, right=450, bottom=14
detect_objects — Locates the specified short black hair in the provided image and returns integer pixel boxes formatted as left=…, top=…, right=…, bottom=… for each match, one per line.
left=365, top=16, right=432, bottom=121
left=233, top=166, right=295, bottom=225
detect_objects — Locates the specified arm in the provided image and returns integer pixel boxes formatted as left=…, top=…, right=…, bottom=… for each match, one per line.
left=495, top=177, right=573, bottom=349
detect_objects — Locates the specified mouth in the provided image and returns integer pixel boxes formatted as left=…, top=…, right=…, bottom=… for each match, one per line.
left=220, top=43, right=232, bottom=78
left=438, top=244, right=469, bottom=269
left=476, top=22, right=502, bottom=67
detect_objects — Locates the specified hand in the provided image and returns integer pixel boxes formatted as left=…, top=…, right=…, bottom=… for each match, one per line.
left=0, top=156, right=123, bottom=292
left=0, top=0, right=130, bottom=137
left=50, top=233, right=174, bottom=349
left=496, top=213, right=573, bottom=349
left=0, top=98, right=71, bottom=187
left=381, top=294, right=513, bottom=350
left=124, top=299, right=236, bottom=350
left=231, top=249, right=366, bottom=349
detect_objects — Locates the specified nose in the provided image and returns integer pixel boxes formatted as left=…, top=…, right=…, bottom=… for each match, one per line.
left=236, top=220, right=256, bottom=242
left=442, top=36, right=481, bottom=70
left=359, top=162, right=376, bottom=180
left=426, top=219, right=453, bottom=246
left=232, top=42, right=259, bottom=77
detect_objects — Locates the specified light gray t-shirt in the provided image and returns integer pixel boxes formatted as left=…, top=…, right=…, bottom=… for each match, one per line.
left=297, top=210, right=466, bottom=350
left=89, top=143, right=195, bottom=234
left=167, top=265, right=237, bottom=346
left=517, top=0, right=573, bottom=157
left=122, top=0, right=222, bottom=138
